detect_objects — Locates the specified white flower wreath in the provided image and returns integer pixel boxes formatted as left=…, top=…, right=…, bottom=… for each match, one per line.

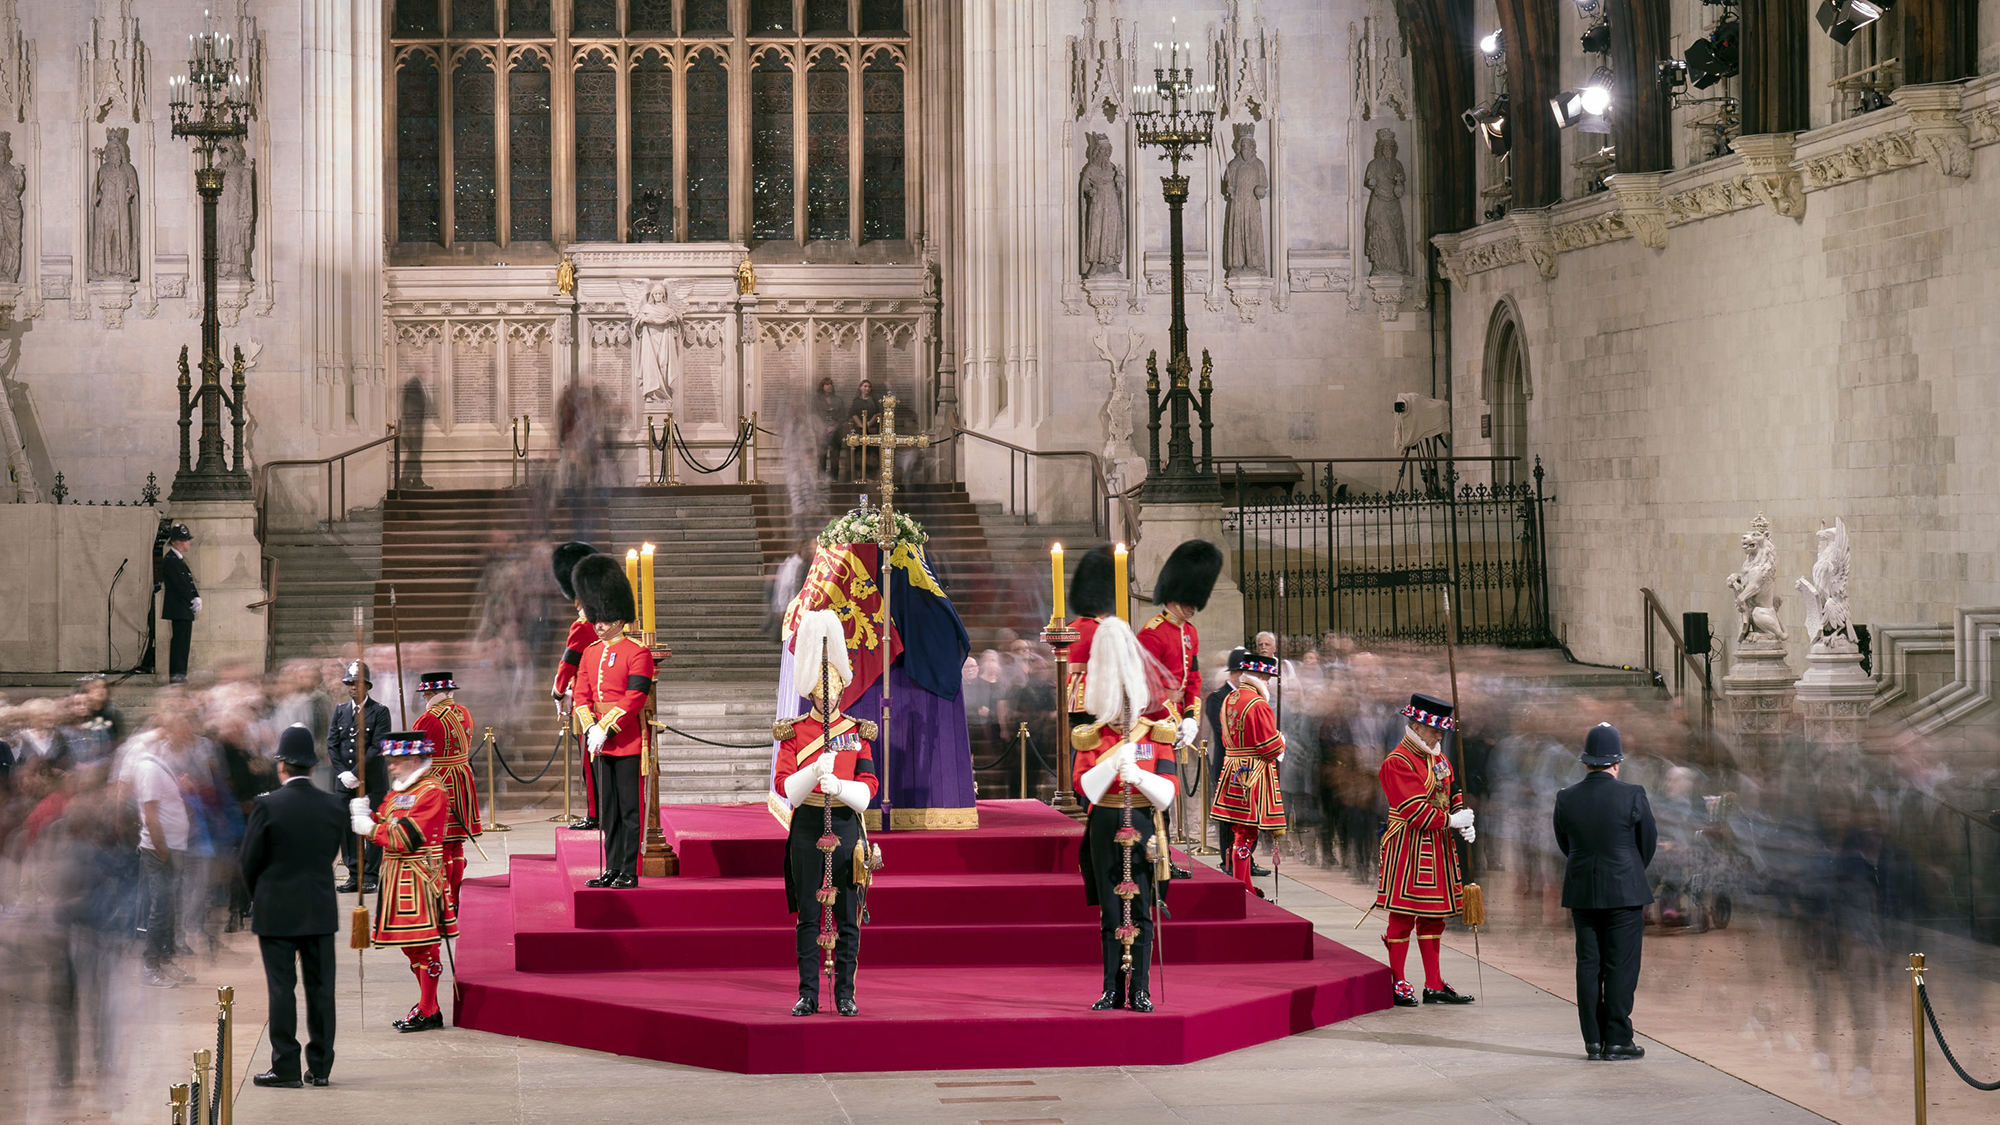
left=817, top=507, right=929, bottom=550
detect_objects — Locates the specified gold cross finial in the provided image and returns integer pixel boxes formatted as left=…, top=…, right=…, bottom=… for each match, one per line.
left=846, top=393, right=931, bottom=523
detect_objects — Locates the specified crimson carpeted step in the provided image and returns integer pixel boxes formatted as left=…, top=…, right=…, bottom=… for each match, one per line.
left=654, top=800, right=1090, bottom=877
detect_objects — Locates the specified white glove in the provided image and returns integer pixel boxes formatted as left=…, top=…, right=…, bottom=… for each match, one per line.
left=1447, top=808, right=1475, bottom=831
left=1131, top=769, right=1176, bottom=810
left=1458, top=824, right=1477, bottom=843
left=337, top=770, right=358, bottom=790
left=1118, top=761, right=1144, bottom=787
left=586, top=725, right=608, bottom=754
left=1276, top=752, right=1286, bottom=765
left=1176, top=716, right=1199, bottom=747
left=833, top=779, right=872, bottom=814
left=815, top=752, right=838, bottom=779
left=782, top=766, right=819, bottom=808
left=191, top=597, right=203, bottom=615
left=348, top=797, right=372, bottom=835
left=1078, top=752, right=1120, bottom=806
left=819, top=772, right=842, bottom=795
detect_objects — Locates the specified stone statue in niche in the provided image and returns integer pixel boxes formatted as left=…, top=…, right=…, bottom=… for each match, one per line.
left=620, top=277, right=692, bottom=405
left=0, top=132, right=23, bottom=284
left=89, top=128, right=142, bottom=283
left=1363, top=128, right=1409, bottom=276
left=1220, top=123, right=1268, bottom=278
left=1726, top=513, right=1788, bottom=646
left=1796, top=518, right=1858, bottom=653
left=215, top=137, right=256, bottom=281
left=1078, top=132, right=1125, bottom=278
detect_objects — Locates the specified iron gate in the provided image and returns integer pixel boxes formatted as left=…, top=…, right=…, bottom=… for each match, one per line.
left=1226, top=460, right=1552, bottom=647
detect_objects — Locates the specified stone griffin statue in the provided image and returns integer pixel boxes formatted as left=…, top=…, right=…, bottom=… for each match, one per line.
left=1726, top=513, right=1787, bottom=645
left=1796, top=518, right=1857, bottom=653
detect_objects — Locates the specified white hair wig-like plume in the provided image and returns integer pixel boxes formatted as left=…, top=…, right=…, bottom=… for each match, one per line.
left=1083, top=615, right=1151, bottom=727
left=791, top=608, right=852, bottom=706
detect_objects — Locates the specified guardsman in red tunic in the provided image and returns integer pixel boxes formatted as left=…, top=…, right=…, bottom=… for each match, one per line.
left=1375, top=692, right=1477, bottom=1007
left=550, top=541, right=602, bottom=830
left=414, top=671, right=479, bottom=909
left=349, top=731, right=460, bottom=1033
left=1072, top=614, right=1179, bottom=1013
left=570, top=554, right=656, bottom=889
left=1136, top=540, right=1223, bottom=756
left=1062, top=546, right=1117, bottom=720
left=1210, top=647, right=1287, bottom=897
left=773, top=609, right=881, bottom=1017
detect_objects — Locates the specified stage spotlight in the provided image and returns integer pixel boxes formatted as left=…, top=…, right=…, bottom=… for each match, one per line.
left=1816, top=0, right=1887, bottom=44
left=1658, top=59, right=1689, bottom=92
left=1479, top=29, right=1505, bottom=62
left=1553, top=70, right=1613, bottom=131
left=1551, top=89, right=1584, bottom=128
left=1580, top=68, right=1613, bottom=115
left=1462, top=94, right=1512, bottom=157
left=1684, top=17, right=1739, bottom=88
left=1579, top=21, right=1611, bottom=55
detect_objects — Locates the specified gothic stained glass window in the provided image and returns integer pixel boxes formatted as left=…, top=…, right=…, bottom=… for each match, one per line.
left=750, top=0, right=794, bottom=34
left=394, top=0, right=439, bottom=37
left=806, top=51, right=850, bottom=242
left=574, top=50, right=618, bottom=241
left=572, top=0, right=618, bottom=35
left=684, top=0, right=729, bottom=34
left=862, top=52, right=905, bottom=241
left=451, top=0, right=495, bottom=36
left=750, top=50, right=794, bottom=243
left=629, top=49, right=674, bottom=225
left=452, top=52, right=498, bottom=243
left=806, top=0, right=848, bottom=35
left=685, top=51, right=730, bottom=241
left=629, top=0, right=675, bottom=34
left=507, top=0, right=551, bottom=36
left=397, top=52, right=442, bottom=244
left=860, top=0, right=903, bottom=33
left=509, top=51, right=552, bottom=242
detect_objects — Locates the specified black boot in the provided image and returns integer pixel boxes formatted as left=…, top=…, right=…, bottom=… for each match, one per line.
left=1091, top=990, right=1123, bottom=1011
left=585, top=872, right=615, bottom=888
left=836, top=996, right=858, bottom=1017
left=792, top=995, right=819, bottom=1016
left=1127, top=990, right=1154, bottom=1013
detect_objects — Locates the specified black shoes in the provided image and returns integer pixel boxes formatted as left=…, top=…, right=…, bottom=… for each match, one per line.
left=252, top=1071, right=302, bottom=1089
left=1603, top=1043, right=1645, bottom=1060
left=335, top=879, right=359, bottom=894
left=610, top=873, right=639, bottom=889
left=836, top=997, right=858, bottom=1017
left=585, top=872, right=615, bottom=888
left=1091, top=990, right=1123, bottom=1011
left=792, top=995, right=818, bottom=1016
left=1170, top=865, right=1193, bottom=880
left=1585, top=1042, right=1605, bottom=1061
left=1249, top=862, right=1273, bottom=877
left=1423, top=984, right=1476, bottom=1005
left=305, top=1073, right=329, bottom=1087
left=1127, top=990, right=1154, bottom=1013
left=1391, top=980, right=1419, bottom=1007
left=362, top=882, right=378, bottom=894
left=393, top=1010, right=444, bottom=1033
left=570, top=817, right=598, bottom=830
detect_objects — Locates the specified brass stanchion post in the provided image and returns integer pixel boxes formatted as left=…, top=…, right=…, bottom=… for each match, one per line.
left=170, top=1083, right=191, bottom=1125
left=1910, top=952, right=1927, bottom=1125
left=1016, top=721, right=1030, bottom=799
left=215, top=986, right=233, bottom=1125
left=551, top=703, right=573, bottom=823
left=190, top=1048, right=211, bottom=1125
left=483, top=727, right=511, bottom=831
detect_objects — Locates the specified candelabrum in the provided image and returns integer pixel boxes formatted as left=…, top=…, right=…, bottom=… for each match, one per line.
left=1132, top=29, right=1222, bottom=505
left=167, top=14, right=253, bottom=502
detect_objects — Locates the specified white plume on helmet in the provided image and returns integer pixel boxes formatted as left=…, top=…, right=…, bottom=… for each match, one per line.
left=1083, top=615, right=1151, bottom=727
left=791, top=608, right=852, bottom=706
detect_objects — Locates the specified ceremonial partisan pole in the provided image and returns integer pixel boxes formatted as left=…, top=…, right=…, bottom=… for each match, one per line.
left=847, top=394, right=928, bottom=833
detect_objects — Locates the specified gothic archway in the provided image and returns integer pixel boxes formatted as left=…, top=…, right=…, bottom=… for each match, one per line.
left=1481, top=300, right=1531, bottom=488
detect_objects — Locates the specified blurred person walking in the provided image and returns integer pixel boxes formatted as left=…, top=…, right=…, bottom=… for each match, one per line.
left=128, top=727, right=193, bottom=987
left=157, top=524, right=201, bottom=682
left=68, top=674, right=126, bottom=768
left=328, top=661, right=391, bottom=893
left=242, top=726, right=346, bottom=1088
left=1553, top=723, right=1658, bottom=1062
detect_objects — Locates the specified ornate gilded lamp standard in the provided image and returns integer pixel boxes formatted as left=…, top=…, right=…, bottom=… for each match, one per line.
left=167, top=15, right=252, bottom=501
left=1132, top=28, right=1220, bottom=504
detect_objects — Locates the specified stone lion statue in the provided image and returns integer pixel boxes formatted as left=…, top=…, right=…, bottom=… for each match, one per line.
left=1726, top=514, right=1787, bottom=645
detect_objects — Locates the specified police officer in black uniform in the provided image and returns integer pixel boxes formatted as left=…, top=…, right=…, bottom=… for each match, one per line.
left=243, top=725, right=348, bottom=1088
left=327, top=661, right=391, bottom=893
left=157, top=524, right=200, bottom=682
left=1554, top=723, right=1659, bottom=1062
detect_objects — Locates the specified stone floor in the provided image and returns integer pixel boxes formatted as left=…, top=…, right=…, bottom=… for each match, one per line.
left=6, top=814, right=1992, bottom=1125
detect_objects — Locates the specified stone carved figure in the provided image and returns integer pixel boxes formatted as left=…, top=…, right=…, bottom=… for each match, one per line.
left=1220, top=123, right=1269, bottom=278
left=1796, top=518, right=1857, bottom=652
left=1078, top=132, right=1126, bottom=278
left=1726, top=513, right=1788, bottom=645
left=0, top=132, right=23, bottom=284
left=620, top=277, right=691, bottom=404
left=89, top=128, right=142, bottom=283
left=1363, top=129, right=1409, bottom=276
left=215, top=137, right=255, bottom=281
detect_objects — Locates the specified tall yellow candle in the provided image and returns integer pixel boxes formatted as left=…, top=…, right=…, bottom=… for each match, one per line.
left=625, top=549, right=640, bottom=626
left=640, top=543, right=657, bottom=635
left=1113, top=543, right=1129, bottom=622
left=1050, top=542, right=1065, bottom=623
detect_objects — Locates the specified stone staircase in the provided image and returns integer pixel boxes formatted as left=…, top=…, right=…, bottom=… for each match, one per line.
left=265, top=509, right=383, bottom=665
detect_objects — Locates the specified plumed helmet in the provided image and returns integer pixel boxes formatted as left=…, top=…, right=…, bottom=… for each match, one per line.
left=791, top=608, right=853, bottom=707
left=573, top=553, right=638, bottom=625
left=275, top=723, right=318, bottom=767
left=1152, top=539, right=1224, bottom=611
left=552, top=541, right=598, bottom=602
left=1084, top=615, right=1152, bottom=727
left=1069, top=545, right=1118, bottom=618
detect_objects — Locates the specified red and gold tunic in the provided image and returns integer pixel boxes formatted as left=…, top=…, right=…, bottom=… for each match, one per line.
left=1063, top=615, right=1102, bottom=715
left=1070, top=723, right=1180, bottom=809
left=1210, top=685, right=1286, bottom=832
left=573, top=630, right=656, bottom=758
left=368, top=772, right=460, bottom=946
left=551, top=614, right=596, bottom=698
left=1136, top=611, right=1200, bottom=725
left=773, top=712, right=882, bottom=915
left=1373, top=733, right=1464, bottom=917
left=415, top=699, right=481, bottom=843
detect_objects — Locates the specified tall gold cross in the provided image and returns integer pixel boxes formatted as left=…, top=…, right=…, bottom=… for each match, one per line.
left=845, top=393, right=930, bottom=517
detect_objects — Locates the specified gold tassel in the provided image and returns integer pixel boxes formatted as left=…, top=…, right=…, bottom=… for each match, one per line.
left=1460, top=882, right=1485, bottom=928
left=350, top=903, right=372, bottom=950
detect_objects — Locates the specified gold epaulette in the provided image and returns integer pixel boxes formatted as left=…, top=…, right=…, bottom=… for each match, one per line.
left=773, top=717, right=797, bottom=740
left=855, top=719, right=879, bottom=740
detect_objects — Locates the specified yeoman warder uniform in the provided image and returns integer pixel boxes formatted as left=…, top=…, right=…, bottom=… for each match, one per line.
left=349, top=732, right=460, bottom=1033
left=1374, top=692, right=1477, bottom=1007
left=773, top=609, right=880, bottom=1017
left=413, top=671, right=480, bottom=909
left=549, top=541, right=602, bottom=829
left=570, top=553, right=655, bottom=889
left=1210, top=648, right=1287, bottom=896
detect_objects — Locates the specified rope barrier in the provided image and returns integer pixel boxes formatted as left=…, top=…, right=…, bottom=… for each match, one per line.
left=654, top=720, right=776, bottom=750
left=490, top=729, right=566, bottom=786
left=671, top=424, right=749, bottom=475
left=1920, top=981, right=2000, bottom=1091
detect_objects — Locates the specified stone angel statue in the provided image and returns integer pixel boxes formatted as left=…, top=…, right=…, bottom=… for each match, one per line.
left=1796, top=518, right=1857, bottom=652
left=620, top=278, right=694, bottom=404
left=1725, top=513, right=1787, bottom=645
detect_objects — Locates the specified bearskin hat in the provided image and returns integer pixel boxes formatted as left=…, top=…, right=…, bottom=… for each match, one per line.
left=573, top=553, right=638, bottom=625
left=553, top=541, right=599, bottom=602
left=1069, top=545, right=1118, bottom=618
left=1151, top=539, right=1224, bottom=611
